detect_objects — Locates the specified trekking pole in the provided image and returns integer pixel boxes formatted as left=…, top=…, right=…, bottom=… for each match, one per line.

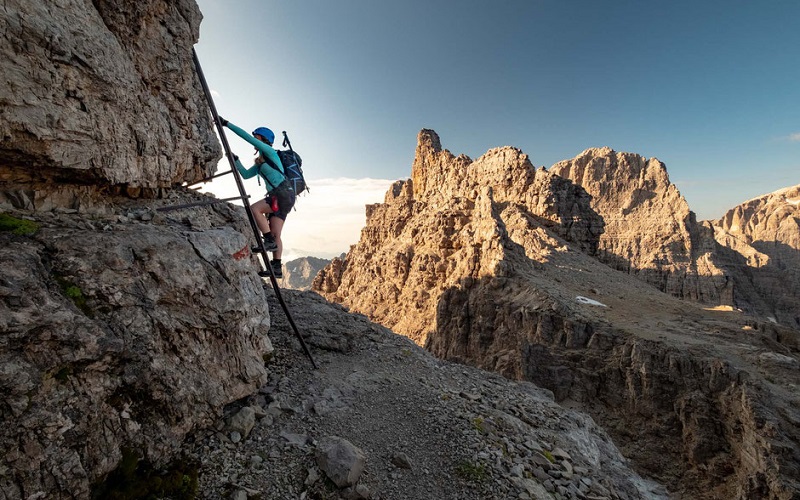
left=192, top=47, right=318, bottom=369
left=281, top=131, right=294, bottom=152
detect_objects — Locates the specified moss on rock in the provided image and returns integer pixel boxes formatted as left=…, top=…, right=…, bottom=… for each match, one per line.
left=0, top=213, right=39, bottom=235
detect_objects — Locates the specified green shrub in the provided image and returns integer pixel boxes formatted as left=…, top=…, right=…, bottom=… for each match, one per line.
left=64, top=285, right=83, bottom=300
left=54, top=276, right=92, bottom=317
left=0, top=213, right=39, bottom=235
left=455, top=460, right=488, bottom=483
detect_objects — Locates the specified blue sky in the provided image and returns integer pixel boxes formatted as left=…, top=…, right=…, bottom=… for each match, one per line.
left=194, top=0, right=799, bottom=259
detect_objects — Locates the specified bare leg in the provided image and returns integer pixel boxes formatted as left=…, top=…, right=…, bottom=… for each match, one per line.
left=249, top=199, right=272, bottom=234
left=269, top=216, right=285, bottom=260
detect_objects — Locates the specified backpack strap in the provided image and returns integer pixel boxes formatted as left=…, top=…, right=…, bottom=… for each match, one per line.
left=258, top=165, right=277, bottom=191
left=259, top=153, right=285, bottom=190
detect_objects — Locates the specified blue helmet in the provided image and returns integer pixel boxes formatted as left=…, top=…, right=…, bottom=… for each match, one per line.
left=252, top=127, right=275, bottom=145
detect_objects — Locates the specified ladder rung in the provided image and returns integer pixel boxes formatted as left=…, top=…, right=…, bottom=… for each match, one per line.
left=184, top=169, right=234, bottom=188
left=156, top=195, right=249, bottom=212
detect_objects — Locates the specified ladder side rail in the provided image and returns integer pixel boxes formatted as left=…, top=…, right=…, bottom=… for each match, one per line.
left=192, top=48, right=261, bottom=240
left=192, top=48, right=318, bottom=369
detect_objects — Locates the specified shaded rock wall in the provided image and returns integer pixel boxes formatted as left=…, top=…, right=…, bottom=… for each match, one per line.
left=0, top=1, right=275, bottom=498
left=428, top=276, right=800, bottom=499
left=550, top=151, right=800, bottom=328
left=710, top=185, right=800, bottom=327
left=549, top=148, right=728, bottom=302
left=0, top=203, right=271, bottom=498
left=0, top=0, right=219, bottom=191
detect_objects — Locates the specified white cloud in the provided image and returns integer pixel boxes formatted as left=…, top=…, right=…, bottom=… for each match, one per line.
left=198, top=176, right=401, bottom=261
left=281, top=177, right=399, bottom=261
left=788, top=132, right=800, bottom=142
left=210, top=89, right=221, bottom=98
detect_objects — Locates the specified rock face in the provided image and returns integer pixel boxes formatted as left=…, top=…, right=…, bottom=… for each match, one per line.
left=549, top=148, right=729, bottom=303
left=280, top=256, right=331, bottom=290
left=0, top=0, right=220, bottom=192
left=0, top=203, right=272, bottom=498
left=710, top=185, right=800, bottom=327
left=0, top=1, right=273, bottom=498
left=314, top=129, right=603, bottom=345
left=550, top=151, right=800, bottom=329
left=314, top=131, right=800, bottom=498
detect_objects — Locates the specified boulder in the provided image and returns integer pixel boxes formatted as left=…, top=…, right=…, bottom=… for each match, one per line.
left=315, top=436, right=366, bottom=488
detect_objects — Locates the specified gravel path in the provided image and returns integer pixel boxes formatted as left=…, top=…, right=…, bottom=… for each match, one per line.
left=185, top=290, right=667, bottom=500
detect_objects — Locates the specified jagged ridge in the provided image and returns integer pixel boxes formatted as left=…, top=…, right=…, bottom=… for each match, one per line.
left=314, top=130, right=800, bottom=499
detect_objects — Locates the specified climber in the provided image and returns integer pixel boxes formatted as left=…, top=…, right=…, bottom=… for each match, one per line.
left=218, top=116, right=295, bottom=278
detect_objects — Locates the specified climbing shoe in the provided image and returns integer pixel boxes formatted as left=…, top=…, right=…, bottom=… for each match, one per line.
left=270, top=259, right=283, bottom=278
left=262, top=233, right=278, bottom=251
left=253, top=233, right=278, bottom=253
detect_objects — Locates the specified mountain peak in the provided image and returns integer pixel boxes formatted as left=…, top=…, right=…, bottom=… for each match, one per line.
left=314, top=131, right=800, bottom=497
left=417, top=128, right=443, bottom=152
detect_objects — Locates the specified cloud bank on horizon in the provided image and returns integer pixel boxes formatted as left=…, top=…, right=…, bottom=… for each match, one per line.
left=199, top=175, right=397, bottom=262
left=280, top=177, right=399, bottom=261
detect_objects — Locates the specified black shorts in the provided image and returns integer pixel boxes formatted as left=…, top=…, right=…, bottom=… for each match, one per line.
left=266, top=182, right=296, bottom=221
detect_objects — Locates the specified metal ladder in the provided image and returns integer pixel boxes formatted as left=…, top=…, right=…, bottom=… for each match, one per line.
left=158, top=48, right=317, bottom=369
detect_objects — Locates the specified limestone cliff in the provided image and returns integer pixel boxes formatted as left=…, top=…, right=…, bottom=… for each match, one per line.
left=710, top=185, right=800, bottom=327
left=0, top=1, right=270, bottom=498
left=0, top=204, right=272, bottom=498
left=315, top=130, right=603, bottom=345
left=550, top=150, right=800, bottom=329
left=314, top=131, right=800, bottom=498
left=0, top=0, right=220, bottom=197
left=549, top=148, right=729, bottom=303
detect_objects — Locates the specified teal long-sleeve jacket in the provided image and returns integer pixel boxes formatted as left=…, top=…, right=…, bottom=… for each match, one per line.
left=224, top=121, right=286, bottom=191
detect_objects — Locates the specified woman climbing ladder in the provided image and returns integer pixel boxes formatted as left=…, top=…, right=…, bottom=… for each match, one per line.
left=218, top=117, right=296, bottom=279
